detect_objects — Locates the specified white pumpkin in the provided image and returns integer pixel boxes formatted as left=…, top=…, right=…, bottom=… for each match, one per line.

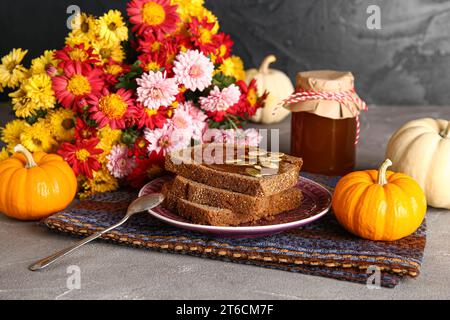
left=246, top=55, right=294, bottom=124
left=386, top=118, right=450, bottom=209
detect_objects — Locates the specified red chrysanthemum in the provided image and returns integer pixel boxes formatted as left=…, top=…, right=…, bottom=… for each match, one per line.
left=137, top=33, right=179, bottom=56
left=138, top=52, right=172, bottom=75
left=52, top=62, right=104, bottom=110
left=188, top=17, right=220, bottom=55
left=137, top=32, right=160, bottom=53
left=54, top=44, right=100, bottom=68
left=174, top=90, right=186, bottom=104
left=74, top=118, right=97, bottom=141
left=133, top=102, right=168, bottom=130
left=235, top=79, right=268, bottom=118
left=214, top=33, right=234, bottom=64
left=127, top=150, right=164, bottom=188
left=58, top=138, right=103, bottom=179
left=103, top=60, right=131, bottom=86
left=173, top=32, right=194, bottom=53
left=128, top=136, right=149, bottom=158
left=205, top=110, right=228, bottom=123
left=127, top=0, right=180, bottom=39
left=87, top=88, right=135, bottom=129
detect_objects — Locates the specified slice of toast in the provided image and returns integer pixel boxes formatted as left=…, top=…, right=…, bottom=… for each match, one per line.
left=162, top=181, right=242, bottom=226
left=170, top=175, right=302, bottom=217
left=161, top=179, right=303, bottom=226
left=176, top=199, right=243, bottom=227
left=165, top=144, right=303, bottom=197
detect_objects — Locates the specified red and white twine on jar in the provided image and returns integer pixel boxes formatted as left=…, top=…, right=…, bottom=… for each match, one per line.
left=281, top=88, right=368, bottom=145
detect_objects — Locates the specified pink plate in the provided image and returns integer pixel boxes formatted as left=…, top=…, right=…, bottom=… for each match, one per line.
left=139, top=176, right=332, bottom=238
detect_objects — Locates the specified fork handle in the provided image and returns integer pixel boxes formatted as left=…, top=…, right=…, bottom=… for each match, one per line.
left=29, top=215, right=131, bottom=271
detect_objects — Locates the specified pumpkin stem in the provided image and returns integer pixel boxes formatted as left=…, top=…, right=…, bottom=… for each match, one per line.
left=14, top=144, right=37, bottom=168
left=259, top=55, right=277, bottom=74
left=377, top=159, right=393, bottom=186
left=443, top=121, right=450, bottom=139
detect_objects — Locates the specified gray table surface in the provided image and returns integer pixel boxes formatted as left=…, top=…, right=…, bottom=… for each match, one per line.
left=1, top=105, right=450, bottom=300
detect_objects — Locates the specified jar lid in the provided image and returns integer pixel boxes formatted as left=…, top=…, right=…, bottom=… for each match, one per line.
left=284, top=70, right=366, bottom=120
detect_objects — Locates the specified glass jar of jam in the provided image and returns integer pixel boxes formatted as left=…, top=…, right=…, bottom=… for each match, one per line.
left=285, top=71, right=367, bottom=176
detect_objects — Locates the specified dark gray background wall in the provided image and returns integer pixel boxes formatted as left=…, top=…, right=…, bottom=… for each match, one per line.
left=1, top=0, right=450, bottom=106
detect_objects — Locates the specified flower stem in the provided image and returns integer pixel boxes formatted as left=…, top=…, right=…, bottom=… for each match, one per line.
left=226, top=116, right=239, bottom=130
left=377, top=159, right=393, bottom=186
left=14, top=144, right=37, bottom=168
left=259, top=55, right=276, bottom=74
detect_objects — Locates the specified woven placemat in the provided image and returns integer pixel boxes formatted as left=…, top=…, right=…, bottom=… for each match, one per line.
left=43, top=174, right=426, bottom=288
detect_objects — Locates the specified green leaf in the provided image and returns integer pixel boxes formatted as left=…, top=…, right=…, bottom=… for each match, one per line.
left=121, top=126, right=140, bottom=147
left=25, top=109, right=47, bottom=125
left=212, top=73, right=236, bottom=89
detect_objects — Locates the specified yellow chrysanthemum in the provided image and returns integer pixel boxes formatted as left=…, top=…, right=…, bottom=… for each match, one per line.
left=22, top=73, right=56, bottom=110
left=172, top=0, right=204, bottom=23
left=194, top=7, right=219, bottom=34
left=20, top=119, right=56, bottom=152
left=218, top=56, right=246, bottom=81
left=97, top=125, right=122, bottom=163
left=0, top=148, right=9, bottom=162
left=0, top=48, right=28, bottom=88
left=1, top=119, right=29, bottom=152
left=30, top=50, right=58, bottom=75
left=48, top=108, right=76, bottom=142
left=9, top=88, right=40, bottom=118
left=96, top=10, right=128, bottom=45
left=66, top=13, right=98, bottom=46
left=65, top=31, right=91, bottom=48
left=80, top=168, right=118, bottom=199
left=91, top=39, right=125, bottom=64
left=104, top=63, right=124, bottom=77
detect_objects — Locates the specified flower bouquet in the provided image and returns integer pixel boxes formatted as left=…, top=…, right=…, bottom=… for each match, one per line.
left=0, top=0, right=266, bottom=197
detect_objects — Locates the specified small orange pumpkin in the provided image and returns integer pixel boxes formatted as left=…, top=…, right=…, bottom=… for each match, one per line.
left=332, top=159, right=427, bottom=241
left=0, top=144, right=77, bottom=221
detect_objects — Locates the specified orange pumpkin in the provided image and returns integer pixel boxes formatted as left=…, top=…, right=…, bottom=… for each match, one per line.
left=332, top=159, right=427, bottom=241
left=0, top=144, right=77, bottom=221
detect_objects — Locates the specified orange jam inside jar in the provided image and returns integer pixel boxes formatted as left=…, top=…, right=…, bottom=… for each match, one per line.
left=285, top=71, right=367, bottom=176
left=291, top=112, right=356, bottom=176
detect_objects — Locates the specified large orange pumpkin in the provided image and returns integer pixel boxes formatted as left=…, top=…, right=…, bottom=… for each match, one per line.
left=332, top=159, right=427, bottom=241
left=0, top=144, right=77, bottom=221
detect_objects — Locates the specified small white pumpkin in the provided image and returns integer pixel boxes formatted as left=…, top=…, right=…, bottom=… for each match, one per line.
left=386, top=118, right=450, bottom=209
left=246, top=55, right=294, bottom=124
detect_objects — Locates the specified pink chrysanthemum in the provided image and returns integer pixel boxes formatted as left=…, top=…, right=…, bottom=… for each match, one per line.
left=174, top=101, right=207, bottom=141
left=171, top=103, right=193, bottom=131
left=136, top=71, right=179, bottom=110
left=202, top=128, right=262, bottom=147
left=199, top=84, right=241, bottom=113
left=106, top=145, right=136, bottom=179
left=173, top=50, right=214, bottom=91
left=144, top=124, right=191, bottom=154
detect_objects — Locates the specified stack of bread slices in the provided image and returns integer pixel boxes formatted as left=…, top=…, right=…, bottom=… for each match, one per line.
left=162, top=144, right=303, bottom=226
